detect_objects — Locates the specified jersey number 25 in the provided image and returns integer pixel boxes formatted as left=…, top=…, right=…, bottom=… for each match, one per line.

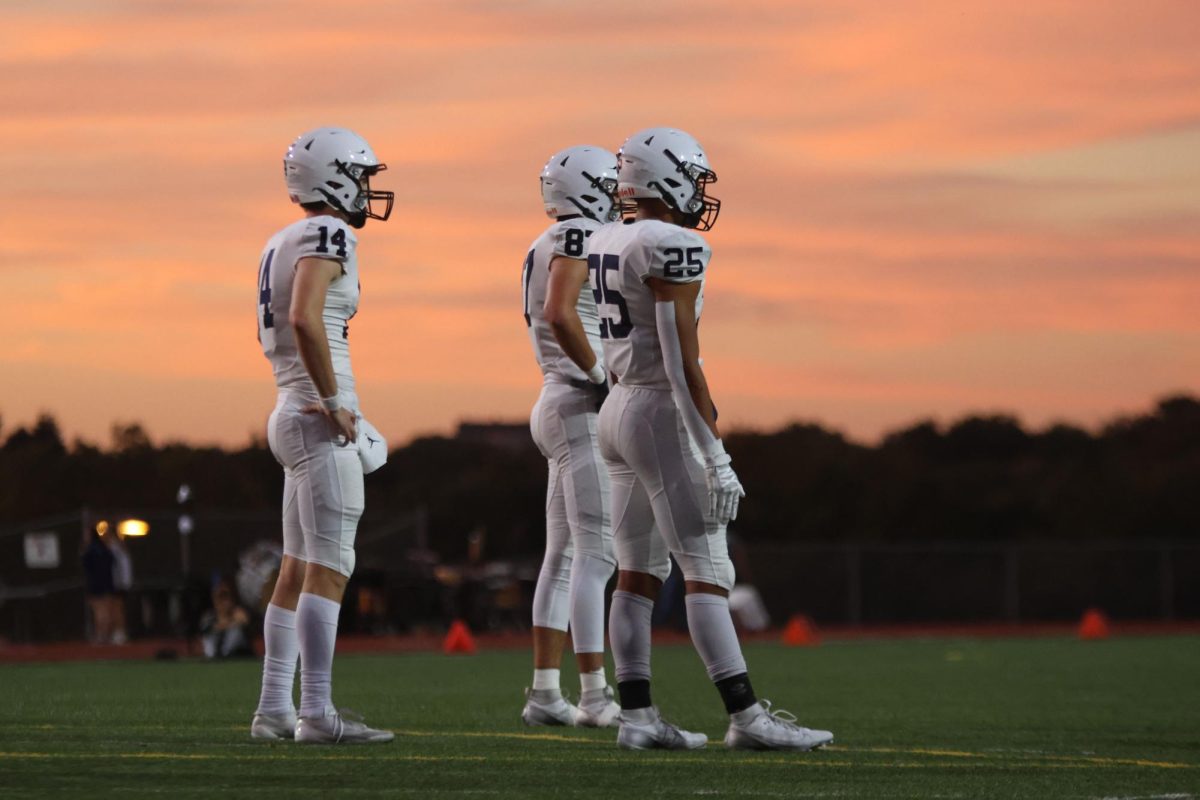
left=588, top=254, right=632, bottom=340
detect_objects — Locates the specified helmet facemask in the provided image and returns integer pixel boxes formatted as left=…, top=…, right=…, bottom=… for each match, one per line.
left=651, top=148, right=720, bottom=231
left=570, top=169, right=620, bottom=222
left=322, top=161, right=394, bottom=229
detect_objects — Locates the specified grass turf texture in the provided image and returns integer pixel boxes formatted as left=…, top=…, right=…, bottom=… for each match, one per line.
left=1, top=637, right=1198, bottom=799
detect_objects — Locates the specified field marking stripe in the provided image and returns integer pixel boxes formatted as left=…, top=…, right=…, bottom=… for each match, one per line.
left=12, top=726, right=1197, bottom=771
left=848, top=746, right=989, bottom=758
left=0, top=751, right=1194, bottom=770
left=393, top=729, right=587, bottom=743
left=836, top=746, right=1197, bottom=770
left=0, top=751, right=485, bottom=762
left=397, top=734, right=1200, bottom=769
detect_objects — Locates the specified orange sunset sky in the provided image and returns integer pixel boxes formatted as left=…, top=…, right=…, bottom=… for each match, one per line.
left=2, top=0, right=1198, bottom=448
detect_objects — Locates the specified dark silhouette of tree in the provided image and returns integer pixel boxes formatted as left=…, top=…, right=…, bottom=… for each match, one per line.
left=2, top=396, right=1199, bottom=553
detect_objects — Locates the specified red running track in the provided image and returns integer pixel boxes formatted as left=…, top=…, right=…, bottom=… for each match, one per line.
left=1, top=621, right=1197, bottom=664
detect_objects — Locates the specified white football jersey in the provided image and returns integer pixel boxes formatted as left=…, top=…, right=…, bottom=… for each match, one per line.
left=522, top=217, right=605, bottom=382
left=585, top=219, right=709, bottom=390
left=256, top=215, right=360, bottom=403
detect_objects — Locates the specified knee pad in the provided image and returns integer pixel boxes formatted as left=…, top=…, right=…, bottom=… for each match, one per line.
left=677, top=552, right=735, bottom=592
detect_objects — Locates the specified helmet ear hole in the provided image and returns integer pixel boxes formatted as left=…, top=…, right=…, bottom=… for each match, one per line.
left=580, top=193, right=598, bottom=203
left=663, top=178, right=681, bottom=188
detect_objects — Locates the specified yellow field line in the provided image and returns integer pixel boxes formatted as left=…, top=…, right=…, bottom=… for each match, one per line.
left=4, top=731, right=1195, bottom=771
left=0, top=751, right=486, bottom=763
left=842, top=746, right=1196, bottom=770
left=1, top=750, right=1195, bottom=771
left=392, top=729, right=586, bottom=743
left=848, top=746, right=988, bottom=758
left=15, top=724, right=1192, bottom=770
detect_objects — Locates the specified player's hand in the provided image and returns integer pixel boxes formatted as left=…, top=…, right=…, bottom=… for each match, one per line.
left=586, top=363, right=609, bottom=410
left=303, top=404, right=358, bottom=445
left=589, top=380, right=610, bottom=410
left=704, top=451, right=745, bottom=524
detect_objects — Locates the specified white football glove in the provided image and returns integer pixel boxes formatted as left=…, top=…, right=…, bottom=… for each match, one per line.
left=705, top=451, right=745, bottom=524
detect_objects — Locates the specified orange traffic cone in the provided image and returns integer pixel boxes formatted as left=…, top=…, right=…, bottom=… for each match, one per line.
left=1078, top=608, right=1110, bottom=640
left=443, top=620, right=478, bottom=654
left=781, top=615, right=820, bottom=647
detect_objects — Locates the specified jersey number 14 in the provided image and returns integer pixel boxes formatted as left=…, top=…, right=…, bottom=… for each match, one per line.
left=257, top=248, right=277, bottom=353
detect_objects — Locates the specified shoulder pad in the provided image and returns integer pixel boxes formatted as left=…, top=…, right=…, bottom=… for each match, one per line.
left=296, top=217, right=356, bottom=262
left=550, top=218, right=600, bottom=260
left=645, top=226, right=710, bottom=283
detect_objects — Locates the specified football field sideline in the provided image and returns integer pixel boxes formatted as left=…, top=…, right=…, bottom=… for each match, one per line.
left=1, top=638, right=1197, bottom=798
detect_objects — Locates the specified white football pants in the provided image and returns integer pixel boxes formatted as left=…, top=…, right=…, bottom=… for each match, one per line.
left=599, top=384, right=735, bottom=590
left=267, top=391, right=364, bottom=578
left=529, top=381, right=615, bottom=642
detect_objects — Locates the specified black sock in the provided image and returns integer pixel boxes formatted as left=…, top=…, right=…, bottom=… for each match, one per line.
left=617, top=679, right=652, bottom=710
left=714, top=673, right=757, bottom=714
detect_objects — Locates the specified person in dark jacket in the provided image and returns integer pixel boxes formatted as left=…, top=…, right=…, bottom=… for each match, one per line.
left=81, top=526, right=115, bottom=644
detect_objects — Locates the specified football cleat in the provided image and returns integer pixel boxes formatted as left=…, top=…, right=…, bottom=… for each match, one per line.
left=724, top=700, right=833, bottom=752
left=575, top=686, right=622, bottom=728
left=250, top=710, right=297, bottom=740
left=617, top=708, right=707, bottom=750
left=521, top=687, right=579, bottom=727
left=295, top=708, right=394, bottom=744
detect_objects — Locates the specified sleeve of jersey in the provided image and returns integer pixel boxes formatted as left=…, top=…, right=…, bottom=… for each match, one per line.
left=294, top=218, right=356, bottom=264
left=550, top=221, right=596, bottom=261
left=643, top=228, right=711, bottom=284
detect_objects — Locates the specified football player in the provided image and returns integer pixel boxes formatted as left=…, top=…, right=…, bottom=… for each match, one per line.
left=519, top=146, right=624, bottom=728
left=250, top=126, right=393, bottom=744
left=587, top=127, right=835, bottom=751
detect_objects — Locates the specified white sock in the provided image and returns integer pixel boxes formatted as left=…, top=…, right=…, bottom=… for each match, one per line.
left=532, top=668, right=560, bottom=692
left=255, top=603, right=298, bottom=716
left=609, top=591, right=654, bottom=684
left=685, top=593, right=748, bottom=681
left=297, top=592, right=341, bottom=718
left=580, top=668, right=607, bottom=693
left=569, top=553, right=614, bottom=655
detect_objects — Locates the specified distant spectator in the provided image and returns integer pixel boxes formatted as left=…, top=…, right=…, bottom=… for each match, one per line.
left=109, top=531, right=134, bottom=645
left=726, top=530, right=771, bottom=632
left=81, top=526, right=115, bottom=644
left=199, top=578, right=253, bottom=659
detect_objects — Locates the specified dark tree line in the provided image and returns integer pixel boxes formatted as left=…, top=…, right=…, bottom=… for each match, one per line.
left=2, top=395, right=1197, bottom=561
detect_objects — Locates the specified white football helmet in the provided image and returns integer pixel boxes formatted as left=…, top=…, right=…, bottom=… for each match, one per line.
left=283, top=126, right=393, bottom=228
left=617, top=127, right=720, bottom=231
left=540, top=145, right=620, bottom=222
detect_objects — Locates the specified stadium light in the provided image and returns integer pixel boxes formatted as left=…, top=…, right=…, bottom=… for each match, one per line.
left=117, top=519, right=150, bottom=538
left=95, top=520, right=110, bottom=537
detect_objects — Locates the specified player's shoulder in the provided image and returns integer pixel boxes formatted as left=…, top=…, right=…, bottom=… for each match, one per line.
left=287, top=214, right=357, bottom=261
left=636, top=221, right=710, bottom=282
left=589, top=218, right=639, bottom=249
left=635, top=219, right=708, bottom=251
left=545, top=216, right=603, bottom=260
left=547, top=216, right=603, bottom=237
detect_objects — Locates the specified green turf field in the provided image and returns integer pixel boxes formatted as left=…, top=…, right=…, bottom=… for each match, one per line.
left=1, top=636, right=1197, bottom=799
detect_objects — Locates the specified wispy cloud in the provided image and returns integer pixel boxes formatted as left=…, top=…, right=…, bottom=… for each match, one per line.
left=1, top=0, right=1198, bottom=444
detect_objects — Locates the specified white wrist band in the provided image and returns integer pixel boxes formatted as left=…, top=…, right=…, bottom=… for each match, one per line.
left=320, top=394, right=341, bottom=412
left=586, top=363, right=607, bottom=384
left=705, top=439, right=730, bottom=465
